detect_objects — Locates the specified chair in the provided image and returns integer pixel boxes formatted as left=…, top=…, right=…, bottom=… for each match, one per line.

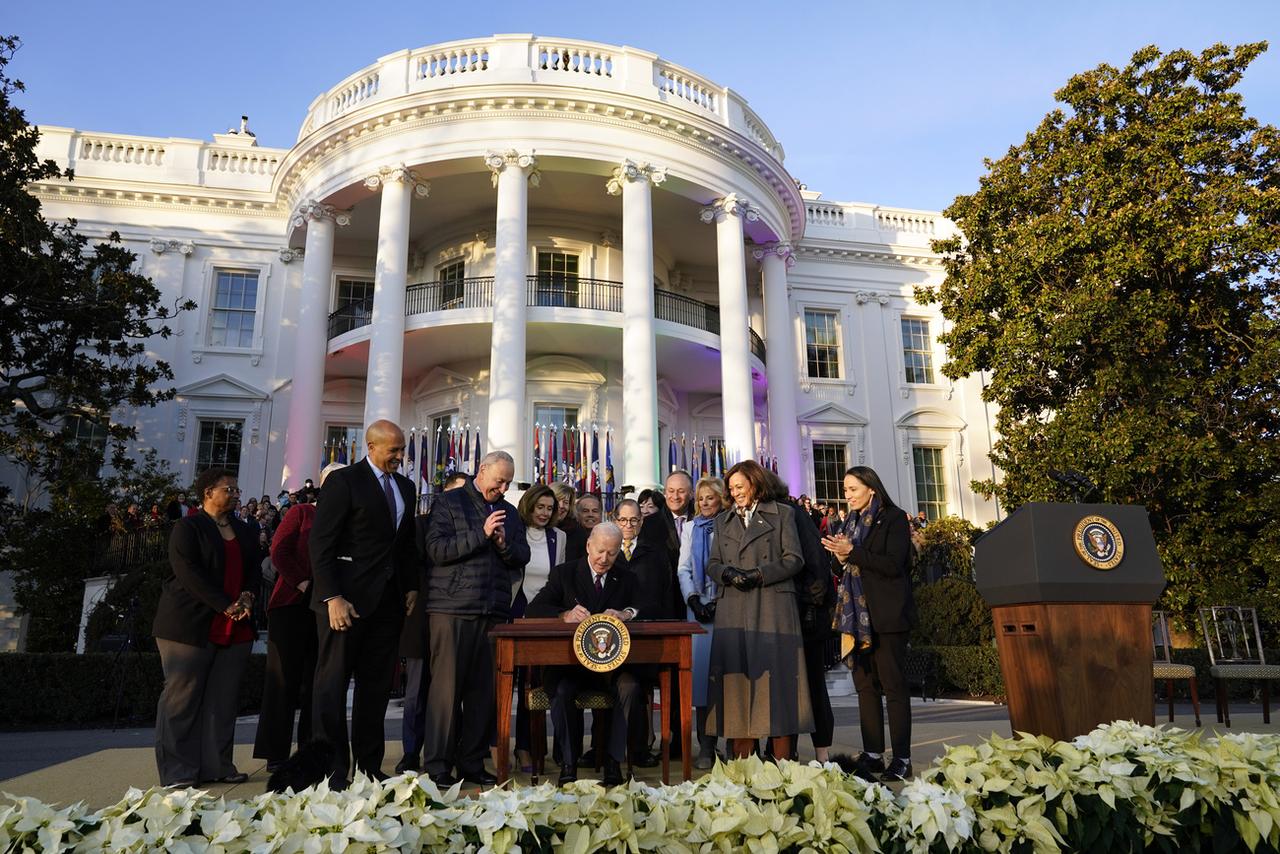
left=526, top=681, right=618, bottom=784
left=1199, top=606, right=1280, bottom=727
left=1151, top=610, right=1200, bottom=726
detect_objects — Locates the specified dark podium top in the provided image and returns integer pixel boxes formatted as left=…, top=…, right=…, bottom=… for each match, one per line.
left=975, top=503, right=1164, bottom=606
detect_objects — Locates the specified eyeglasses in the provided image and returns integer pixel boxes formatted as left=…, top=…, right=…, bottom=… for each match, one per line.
left=616, top=516, right=641, bottom=526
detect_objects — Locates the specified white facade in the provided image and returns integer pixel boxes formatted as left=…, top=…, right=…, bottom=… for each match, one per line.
left=24, top=35, right=1001, bottom=522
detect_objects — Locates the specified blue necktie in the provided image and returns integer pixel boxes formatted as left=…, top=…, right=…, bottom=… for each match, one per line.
left=382, top=473, right=397, bottom=525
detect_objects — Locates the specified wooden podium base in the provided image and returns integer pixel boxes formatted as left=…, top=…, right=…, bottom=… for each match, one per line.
left=992, top=602, right=1154, bottom=742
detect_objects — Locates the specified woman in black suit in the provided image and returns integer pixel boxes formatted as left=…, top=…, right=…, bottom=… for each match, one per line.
left=152, top=467, right=261, bottom=787
left=822, top=466, right=915, bottom=782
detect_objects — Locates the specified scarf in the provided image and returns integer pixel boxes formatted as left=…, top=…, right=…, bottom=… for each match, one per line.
left=733, top=500, right=758, bottom=528
left=834, top=495, right=878, bottom=663
left=691, top=513, right=716, bottom=594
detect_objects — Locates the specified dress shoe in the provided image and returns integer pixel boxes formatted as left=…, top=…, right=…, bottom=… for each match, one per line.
left=576, top=747, right=597, bottom=767
left=213, top=771, right=248, bottom=784
left=694, top=746, right=717, bottom=770
left=602, top=757, right=625, bottom=787
left=558, top=766, right=578, bottom=785
left=632, top=749, right=661, bottom=768
left=462, top=769, right=498, bottom=786
left=428, top=772, right=460, bottom=787
left=367, top=770, right=391, bottom=783
left=881, top=758, right=912, bottom=782
left=394, top=757, right=420, bottom=775
left=265, top=760, right=285, bottom=774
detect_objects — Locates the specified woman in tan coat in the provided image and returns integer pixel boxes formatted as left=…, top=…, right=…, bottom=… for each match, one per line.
left=705, top=460, right=812, bottom=760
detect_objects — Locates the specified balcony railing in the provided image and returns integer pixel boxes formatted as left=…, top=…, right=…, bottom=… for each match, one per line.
left=324, top=278, right=765, bottom=363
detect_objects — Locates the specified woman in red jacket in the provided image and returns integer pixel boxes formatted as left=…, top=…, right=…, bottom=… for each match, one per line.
left=252, top=464, right=343, bottom=769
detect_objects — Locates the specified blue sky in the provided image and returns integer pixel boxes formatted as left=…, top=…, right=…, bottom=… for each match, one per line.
left=7, top=1, right=1279, bottom=212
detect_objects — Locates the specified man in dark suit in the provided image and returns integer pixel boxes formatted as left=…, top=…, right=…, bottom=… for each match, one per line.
left=423, top=450, right=530, bottom=787
left=526, top=521, right=644, bottom=786
left=309, top=419, right=419, bottom=787
left=563, top=493, right=601, bottom=562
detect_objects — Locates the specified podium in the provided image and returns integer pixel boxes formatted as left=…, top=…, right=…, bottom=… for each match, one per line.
left=975, top=503, right=1165, bottom=741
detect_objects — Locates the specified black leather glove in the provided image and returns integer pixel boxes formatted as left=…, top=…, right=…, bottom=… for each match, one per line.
left=721, top=567, right=747, bottom=590
left=686, top=595, right=706, bottom=623
left=703, top=599, right=717, bottom=622
left=737, top=568, right=763, bottom=591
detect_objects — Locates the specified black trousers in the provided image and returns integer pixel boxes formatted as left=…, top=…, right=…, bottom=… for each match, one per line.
left=155, top=638, right=251, bottom=785
left=400, top=658, right=430, bottom=764
left=545, top=667, right=641, bottom=765
left=311, top=585, right=404, bottom=783
left=850, top=631, right=912, bottom=758
left=253, top=602, right=317, bottom=761
left=802, top=633, right=835, bottom=749
left=422, top=614, right=498, bottom=777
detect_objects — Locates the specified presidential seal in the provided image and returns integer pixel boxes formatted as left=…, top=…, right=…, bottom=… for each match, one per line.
left=1073, top=515, right=1124, bottom=570
left=573, top=613, right=631, bottom=673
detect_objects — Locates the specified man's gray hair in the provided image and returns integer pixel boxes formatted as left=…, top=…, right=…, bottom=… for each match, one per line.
left=478, top=450, right=514, bottom=469
left=589, top=521, right=623, bottom=544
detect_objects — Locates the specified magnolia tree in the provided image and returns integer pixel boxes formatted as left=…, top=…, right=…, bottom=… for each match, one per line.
left=919, top=43, right=1280, bottom=628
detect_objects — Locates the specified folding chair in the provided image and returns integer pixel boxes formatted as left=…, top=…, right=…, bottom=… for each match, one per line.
left=1199, top=606, right=1280, bottom=727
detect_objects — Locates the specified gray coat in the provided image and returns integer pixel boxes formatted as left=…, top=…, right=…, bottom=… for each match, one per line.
left=705, top=500, right=813, bottom=739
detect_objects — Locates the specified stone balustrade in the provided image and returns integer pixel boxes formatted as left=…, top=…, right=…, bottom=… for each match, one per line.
left=803, top=199, right=956, bottom=249
left=294, top=35, right=780, bottom=162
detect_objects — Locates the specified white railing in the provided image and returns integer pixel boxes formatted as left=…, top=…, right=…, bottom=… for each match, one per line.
left=876, top=210, right=936, bottom=235
left=654, top=61, right=718, bottom=114
left=204, top=148, right=280, bottom=175
left=294, top=36, right=781, bottom=161
left=78, top=137, right=165, bottom=166
left=806, top=203, right=847, bottom=228
left=534, top=40, right=612, bottom=77
left=415, top=45, right=489, bottom=79
left=329, top=70, right=380, bottom=121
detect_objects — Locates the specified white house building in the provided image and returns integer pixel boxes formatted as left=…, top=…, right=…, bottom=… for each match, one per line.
left=24, top=34, right=1001, bottom=528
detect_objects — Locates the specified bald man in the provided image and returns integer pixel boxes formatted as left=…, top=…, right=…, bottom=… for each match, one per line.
left=309, top=419, right=419, bottom=788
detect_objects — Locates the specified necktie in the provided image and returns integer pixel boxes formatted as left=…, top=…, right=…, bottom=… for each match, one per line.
left=675, top=515, right=684, bottom=537
left=382, top=472, right=397, bottom=525
left=594, top=574, right=604, bottom=596
left=622, top=541, right=632, bottom=561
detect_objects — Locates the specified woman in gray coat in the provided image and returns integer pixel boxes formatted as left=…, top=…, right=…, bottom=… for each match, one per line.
left=706, top=460, right=812, bottom=760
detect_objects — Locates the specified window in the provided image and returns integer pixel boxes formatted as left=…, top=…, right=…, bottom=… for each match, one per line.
left=902, top=318, right=935, bottom=384
left=913, top=446, right=947, bottom=519
left=324, top=425, right=361, bottom=465
left=535, top=251, right=579, bottom=307
left=64, top=414, right=109, bottom=477
left=208, top=270, right=259, bottom=348
left=811, top=442, right=847, bottom=504
left=332, top=277, right=373, bottom=336
left=535, top=404, right=578, bottom=429
left=196, top=419, right=243, bottom=476
left=804, top=309, right=841, bottom=378
left=438, top=260, right=465, bottom=309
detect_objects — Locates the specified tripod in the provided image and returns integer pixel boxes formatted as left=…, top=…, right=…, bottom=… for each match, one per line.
left=108, top=594, right=150, bottom=730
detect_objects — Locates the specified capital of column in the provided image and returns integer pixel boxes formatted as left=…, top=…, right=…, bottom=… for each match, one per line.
left=699, top=193, right=760, bottom=225
left=605, top=159, right=668, bottom=196
left=278, top=246, right=305, bottom=264
left=752, top=242, right=796, bottom=268
left=363, top=164, right=430, bottom=198
left=484, top=149, right=540, bottom=188
left=150, top=238, right=194, bottom=256
left=289, top=200, right=352, bottom=230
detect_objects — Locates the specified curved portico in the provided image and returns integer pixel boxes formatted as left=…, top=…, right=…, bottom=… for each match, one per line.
left=277, top=35, right=805, bottom=491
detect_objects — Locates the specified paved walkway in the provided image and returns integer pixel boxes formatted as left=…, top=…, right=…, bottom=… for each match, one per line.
left=2, top=691, right=1261, bottom=809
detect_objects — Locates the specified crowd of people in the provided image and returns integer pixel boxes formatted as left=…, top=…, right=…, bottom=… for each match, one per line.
left=150, top=420, right=919, bottom=790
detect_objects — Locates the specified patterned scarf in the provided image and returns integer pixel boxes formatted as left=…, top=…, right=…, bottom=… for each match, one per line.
left=733, top=500, right=758, bottom=528
left=834, top=495, right=878, bottom=662
left=691, top=513, right=716, bottom=594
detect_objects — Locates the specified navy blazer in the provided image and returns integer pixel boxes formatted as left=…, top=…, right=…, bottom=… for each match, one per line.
left=308, top=460, right=419, bottom=617
left=153, top=513, right=262, bottom=646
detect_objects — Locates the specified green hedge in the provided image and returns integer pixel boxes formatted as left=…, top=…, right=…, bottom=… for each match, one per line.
left=0, top=652, right=266, bottom=729
left=915, top=644, right=1006, bottom=698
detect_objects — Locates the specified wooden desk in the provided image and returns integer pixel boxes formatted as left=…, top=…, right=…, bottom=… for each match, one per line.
left=491, top=619, right=704, bottom=785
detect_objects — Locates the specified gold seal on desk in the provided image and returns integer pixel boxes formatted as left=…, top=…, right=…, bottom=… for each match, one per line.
left=573, top=613, right=631, bottom=672
left=1073, top=515, right=1124, bottom=570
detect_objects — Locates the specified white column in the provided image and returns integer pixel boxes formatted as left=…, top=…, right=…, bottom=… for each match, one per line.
left=607, top=160, right=666, bottom=490
left=756, top=243, right=804, bottom=490
left=282, top=201, right=349, bottom=489
left=362, top=165, right=429, bottom=429
left=485, top=150, right=539, bottom=477
left=701, top=194, right=758, bottom=466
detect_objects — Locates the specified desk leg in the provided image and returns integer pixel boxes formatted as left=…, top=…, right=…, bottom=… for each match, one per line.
left=679, top=653, right=693, bottom=781
left=658, top=667, right=671, bottom=786
left=495, top=641, right=514, bottom=785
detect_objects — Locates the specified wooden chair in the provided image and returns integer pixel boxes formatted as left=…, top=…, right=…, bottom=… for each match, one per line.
left=1151, top=610, right=1200, bottom=726
left=1199, top=606, right=1280, bottom=727
left=526, top=682, right=617, bottom=784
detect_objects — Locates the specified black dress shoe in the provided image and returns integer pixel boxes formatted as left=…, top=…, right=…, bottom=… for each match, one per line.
left=462, top=769, right=498, bottom=786
left=366, top=769, right=391, bottom=782
left=265, top=760, right=285, bottom=774
left=394, top=757, right=420, bottom=775
left=632, top=749, right=661, bottom=768
left=214, top=771, right=249, bottom=784
left=558, top=766, right=578, bottom=785
left=881, top=758, right=912, bottom=782
left=602, top=757, right=625, bottom=787
left=576, top=747, right=597, bottom=767
left=852, top=753, right=886, bottom=782
left=428, top=772, right=459, bottom=787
